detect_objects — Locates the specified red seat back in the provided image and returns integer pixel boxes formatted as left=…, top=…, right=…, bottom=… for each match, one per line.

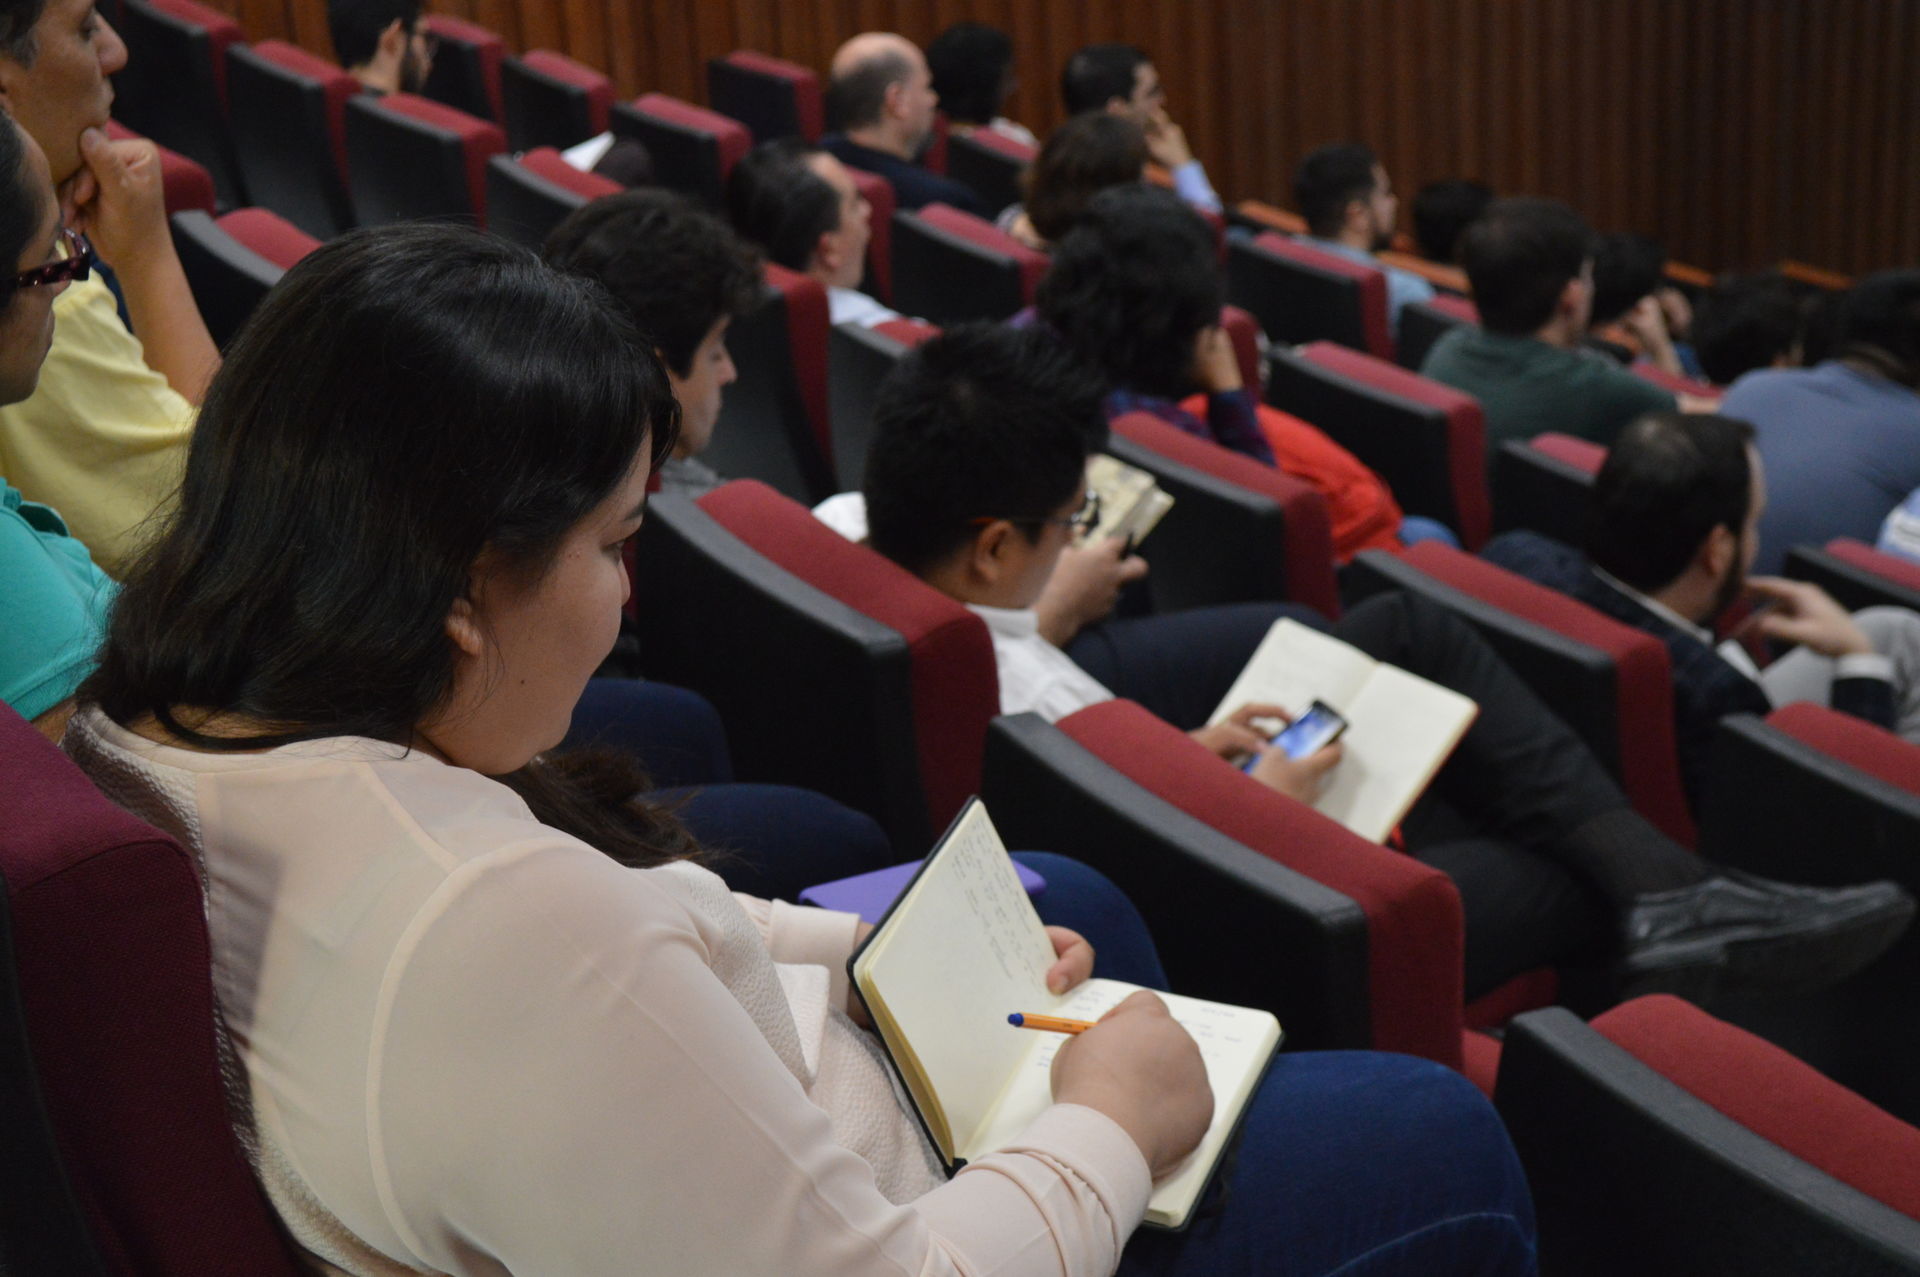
left=696, top=481, right=999, bottom=839
left=914, top=203, right=1047, bottom=300
left=213, top=207, right=320, bottom=272
left=708, top=50, right=824, bottom=142
left=421, top=13, right=506, bottom=124
left=849, top=168, right=895, bottom=299
left=1826, top=538, right=1920, bottom=595
left=515, top=146, right=622, bottom=201
left=0, top=707, right=305, bottom=1273
left=1766, top=702, right=1920, bottom=798
left=1057, top=699, right=1469, bottom=1067
left=1359, top=541, right=1694, bottom=844
left=348, top=93, right=507, bottom=228
left=1595, top=995, right=1920, bottom=1219
left=243, top=40, right=354, bottom=183
left=106, top=119, right=215, bottom=215
left=144, top=0, right=241, bottom=103
left=890, top=202, right=1046, bottom=324
left=1229, top=231, right=1395, bottom=361
left=615, top=93, right=751, bottom=208
left=1109, top=410, right=1339, bottom=618
left=501, top=50, right=613, bottom=150
left=1274, top=340, right=1491, bottom=548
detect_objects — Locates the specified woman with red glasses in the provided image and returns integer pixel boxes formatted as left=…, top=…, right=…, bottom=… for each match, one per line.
left=0, top=109, right=109, bottom=745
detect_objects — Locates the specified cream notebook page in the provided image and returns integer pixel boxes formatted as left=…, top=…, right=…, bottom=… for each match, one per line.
left=852, top=802, right=1279, bottom=1228
left=1208, top=619, right=1478, bottom=843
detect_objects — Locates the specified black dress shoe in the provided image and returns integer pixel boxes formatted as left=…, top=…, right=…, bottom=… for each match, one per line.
left=1619, top=871, right=1915, bottom=1002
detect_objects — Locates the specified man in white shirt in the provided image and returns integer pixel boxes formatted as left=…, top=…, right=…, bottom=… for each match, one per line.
left=861, top=325, right=1915, bottom=1003
left=1060, top=44, right=1221, bottom=215
left=727, top=137, right=907, bottom=329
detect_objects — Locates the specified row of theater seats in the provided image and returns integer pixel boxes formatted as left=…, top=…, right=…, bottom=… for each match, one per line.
left=10, top=681, right=1918, bottom=1272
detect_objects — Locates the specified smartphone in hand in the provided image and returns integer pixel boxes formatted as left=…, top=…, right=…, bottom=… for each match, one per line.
left=1242, top=700, right=1348, bottom=771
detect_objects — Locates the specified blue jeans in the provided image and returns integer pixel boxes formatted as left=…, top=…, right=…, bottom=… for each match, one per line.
left=1014, top=859, right=1537, bottom=1277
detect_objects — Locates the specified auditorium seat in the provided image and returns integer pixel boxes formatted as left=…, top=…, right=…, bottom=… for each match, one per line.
left=1398, top=294, right=1479, bottom=372
left=920, top=110, right=949, bottom=174
left=170, top=207, right=319, bottom=348
left=1226, top=231, right=1395, bottom=362
left=501, top=50, right=612, bottom=152
left=105, top=121, right=215, bottom=215
left=1377, top=249, right=1469, bottom=295
left=889, top=203, right=1047, bottom=325
left=1496, top=997, right=1920, bottom=1275
left=944, top=128, right=1034, bottom=218
left=1219, top=304, right=1263, bottom=400
left=981, top=701, right=1561, bottom=1091
left=851, top=168, right=895, bottom=300
left=705, top=262, right=834, bottom=503
left=1783, top=539, right=1920, bottom=615
left=225, top=40, right=356, bottom=238
left=1347, top=542, right=1695, bottom=846
left=630, top=481, right=1000, bottom=850
left=0, top=705, right=307, bottom=1274
left=610, top=94, right=751, bottom=209
left=1231, top=199, right=1308, bottom=236
left=343, top=92, right=506, bottom=229
left=1490, top=433, right=1604, bottom=545
left=826, top=317, right=940, bottom=492
left=110, top=0, right=245, bottom=209
left=1698, top=703, right=1920, bottom=1122
left=484, top=148, right=620, bottom=251
left=1266, top=340, right=1491, bottom=548
left=1108, top=411, right=1340, bottom=619
left=706, top=50, right=824, bottom=142
left=420, top=13, right=506, bottom=125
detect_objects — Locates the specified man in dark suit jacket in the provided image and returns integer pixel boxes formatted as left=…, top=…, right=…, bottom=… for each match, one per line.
left=1484, top=411, right=1917, bottom=816
left=820, top=32, right=985, bottom=215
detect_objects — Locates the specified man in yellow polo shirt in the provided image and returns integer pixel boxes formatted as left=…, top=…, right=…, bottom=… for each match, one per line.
left=0, top=0, right=220, bottom=576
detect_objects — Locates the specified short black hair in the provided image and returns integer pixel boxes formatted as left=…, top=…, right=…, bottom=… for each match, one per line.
left=1024, top=111, right=1147, bottom=245
left=1586, top=412, right=1756, bottom=593
left=1036, top=183, right=1221, bottom=400
left=1061, top=43, right=1148, bottom=115
left=1461, top=197, right=1595, bottom=336
left=1411, top=178, right=1493, bottom=264
left=0, top=0, right=47, bottom=63
left=1294, top=142, right=1379, bottom=239
left=327, top=0, right=420, bottom=70
left=726, top=138, right=841, bottom=273
left=1692, top=271, right=1807, bottom=384
left=0, top=114, right=39, bottom=297
left=827, top=45, right=913, bottom=132
left=865, top=323, right=1106, bottom=577
left=1589, top=232, right=1667, bottom=328
left=926, top=22, right=1012, bottom=127
left=1837, top=269, right=1920, bottom=386
left=544, top=190, right=763, bottom=377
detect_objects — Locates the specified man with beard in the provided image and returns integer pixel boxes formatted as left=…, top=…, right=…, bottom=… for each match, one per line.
left=328, top=0, right=434, bottom=95
left=1293, top=142, right=1434, bottom=338
left=1484, top=411, right=1920, bottom=814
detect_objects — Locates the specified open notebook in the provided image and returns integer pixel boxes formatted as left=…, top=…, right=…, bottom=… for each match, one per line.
left=1082, top=454, right=1175, bottom=549
left=849, top=799, right=1281, bottom=1230
left=1209, top=618, right=1479, bottom=843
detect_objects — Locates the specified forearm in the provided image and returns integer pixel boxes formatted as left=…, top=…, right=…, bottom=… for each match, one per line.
left=113, top=251, right=220, bottom=404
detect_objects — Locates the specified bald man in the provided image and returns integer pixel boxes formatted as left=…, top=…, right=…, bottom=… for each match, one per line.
left=820, top=32, right=985, bottom=214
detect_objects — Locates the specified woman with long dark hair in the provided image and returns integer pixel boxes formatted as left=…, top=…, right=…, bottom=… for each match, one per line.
left=65, top=223, right=1535, bottom=1276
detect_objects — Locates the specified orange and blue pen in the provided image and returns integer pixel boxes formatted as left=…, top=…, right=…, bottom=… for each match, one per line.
left=1007, top=1012, right=1097, bottom=1034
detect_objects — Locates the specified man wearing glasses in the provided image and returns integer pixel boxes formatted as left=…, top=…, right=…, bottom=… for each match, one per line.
left=0, top=0, right=220, bottom=577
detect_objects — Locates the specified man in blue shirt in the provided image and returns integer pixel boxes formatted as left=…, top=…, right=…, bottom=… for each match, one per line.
left=1294, top=142, right=1434, bottom=338
left=1720, top=269, right=1920, bottom=573
left=821, top=33, right=985, bottom=216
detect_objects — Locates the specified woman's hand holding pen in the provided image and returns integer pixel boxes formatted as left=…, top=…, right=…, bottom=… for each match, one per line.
left=1051, top=991, right=1213, bottom=1178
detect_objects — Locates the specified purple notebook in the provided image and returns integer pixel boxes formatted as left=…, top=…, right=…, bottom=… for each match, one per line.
left=799, top=858, right=1047, bottom=925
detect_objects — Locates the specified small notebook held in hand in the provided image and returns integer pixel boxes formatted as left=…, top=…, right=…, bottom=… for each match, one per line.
left=1208, top=618, right=1479, bottom=844
left=1082, top=453, right=1175, bottom=549
left=849, top=798, right=1281, bottom=1231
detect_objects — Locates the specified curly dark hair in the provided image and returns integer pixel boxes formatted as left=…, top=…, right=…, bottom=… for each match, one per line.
left=544, top=189, right=763, bottom=377
left=1035, top=183, right=1220, bottom=400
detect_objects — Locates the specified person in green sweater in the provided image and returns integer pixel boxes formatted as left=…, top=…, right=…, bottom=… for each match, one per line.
left=1420, top=197, right=1676, bottom=460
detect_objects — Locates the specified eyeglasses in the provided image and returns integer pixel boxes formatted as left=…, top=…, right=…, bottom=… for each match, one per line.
left=971, top=490, right=1102, bottom=536
left=9, top=226, right=94, bottom=294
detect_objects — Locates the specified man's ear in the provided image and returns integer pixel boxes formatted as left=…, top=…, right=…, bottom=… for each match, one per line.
left=445, top=593, right=486, bottom=660
left=375, top=17, right=407, bottom=66
left=966, top=519, right=1016, bottom=584
left=813, top=229, right=841, bottom=277
left=1700, top=523, right=1737, bottom=581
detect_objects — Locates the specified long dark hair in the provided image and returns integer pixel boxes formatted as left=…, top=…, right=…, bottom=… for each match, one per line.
left=82, top=224, right=699, bottom=864
left=1023, top=112, right=1146, bottom=246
